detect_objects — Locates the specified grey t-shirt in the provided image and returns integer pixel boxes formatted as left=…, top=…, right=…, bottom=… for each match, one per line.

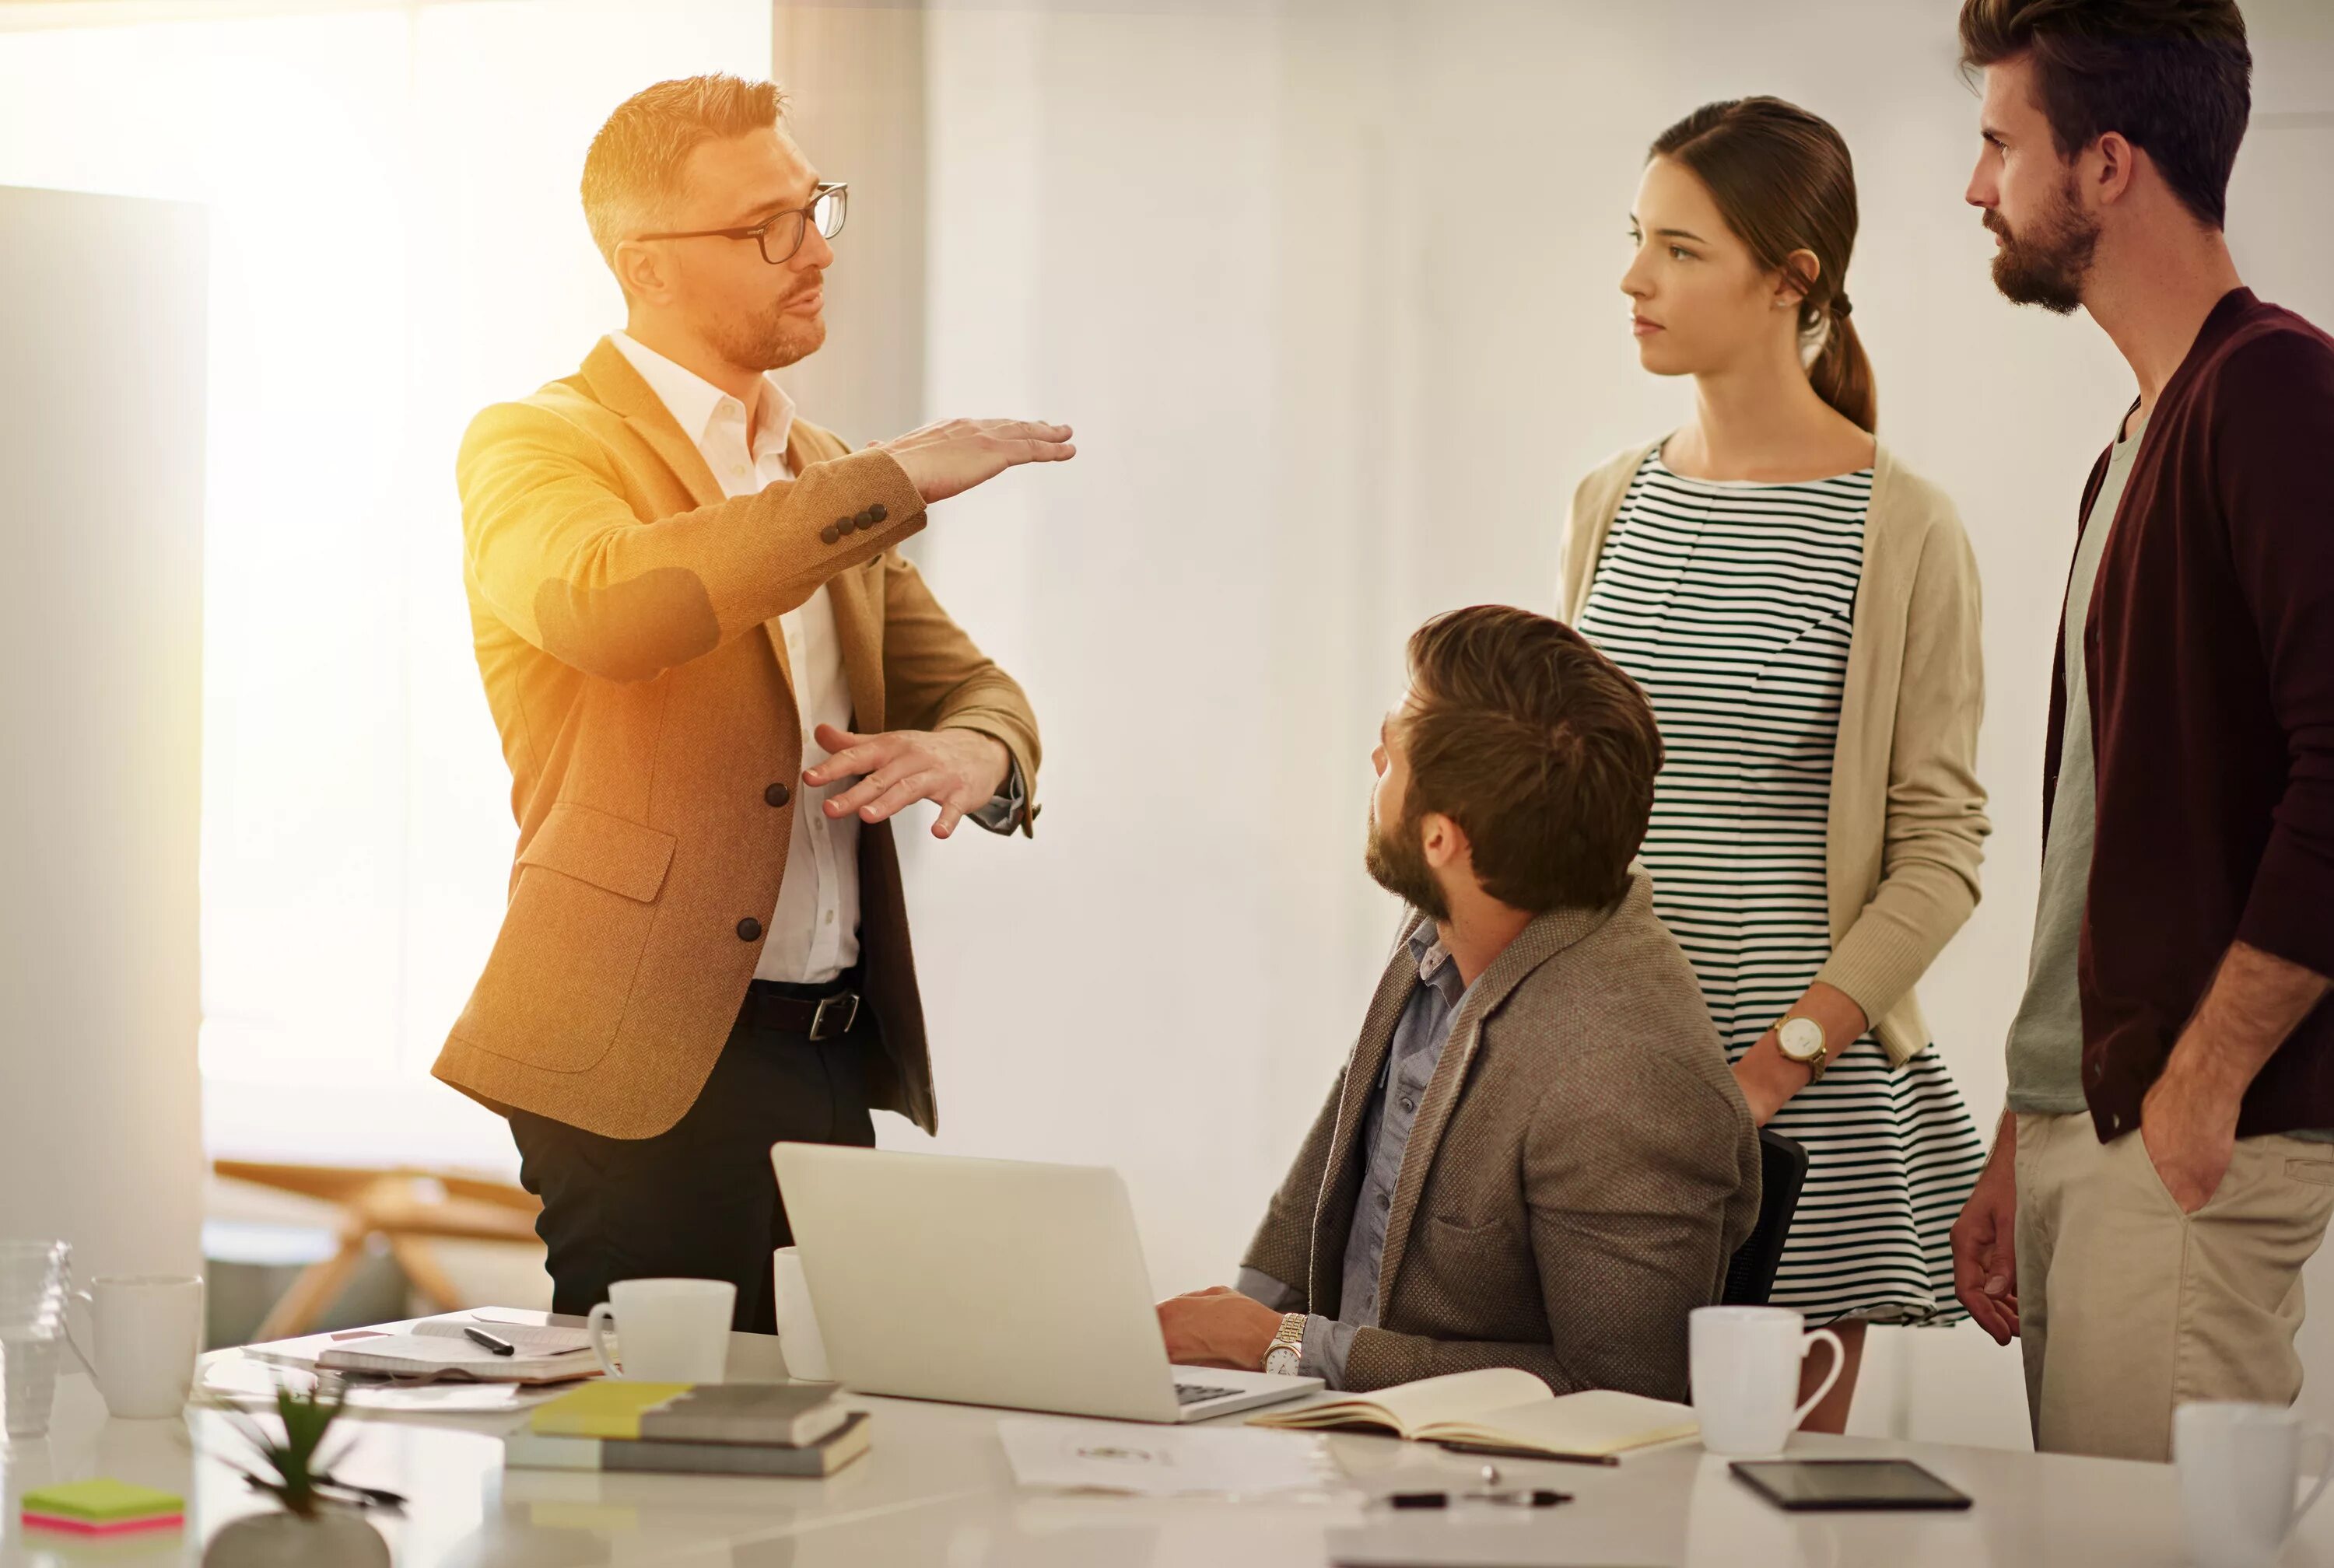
left=2005, top=415, right=2147, bottom=1114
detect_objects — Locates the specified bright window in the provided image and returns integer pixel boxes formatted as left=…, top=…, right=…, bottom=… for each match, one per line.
left=0, top=0, right=772, bottom=1168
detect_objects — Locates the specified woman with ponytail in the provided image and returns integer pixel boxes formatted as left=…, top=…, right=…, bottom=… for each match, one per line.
left=1557, top=98, right=1990, bottom=1431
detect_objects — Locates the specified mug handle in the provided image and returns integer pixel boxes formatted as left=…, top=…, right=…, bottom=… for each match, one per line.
left=1791, top=1328, right=1847, bottom=1430
left=2292, top=1421, right=2334, bottom=1535
left=586, top=1303, right=621, bottom=1379
left=65, top=1286, right=100, bottom=1379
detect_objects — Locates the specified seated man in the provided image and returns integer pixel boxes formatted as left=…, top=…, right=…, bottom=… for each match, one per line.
left=1159, top=605, right=1759, bottom=1398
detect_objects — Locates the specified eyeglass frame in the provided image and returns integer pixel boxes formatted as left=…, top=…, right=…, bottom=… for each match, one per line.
left=631, top=181, right=848, bottom=266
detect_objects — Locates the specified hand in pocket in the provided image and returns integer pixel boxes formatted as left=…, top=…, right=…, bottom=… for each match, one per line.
left=2139, top=1080, right=2241, bottom=1216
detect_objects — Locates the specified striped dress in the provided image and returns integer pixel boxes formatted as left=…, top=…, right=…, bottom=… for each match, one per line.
left=1574, top=451, right=1986, bottom=1326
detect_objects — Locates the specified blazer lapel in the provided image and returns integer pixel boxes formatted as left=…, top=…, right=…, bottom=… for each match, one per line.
left=578, top=338, right=725, bottom=511
left=1372, top=883, right=1636, bottom=1311
left=1309, top=912, right=1430, bottom=1312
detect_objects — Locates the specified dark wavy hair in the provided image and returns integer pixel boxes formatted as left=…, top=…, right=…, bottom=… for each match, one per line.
left=1958, top=0, right=2252, bottom=229
left=1397, top=607, right=1663, bottom=914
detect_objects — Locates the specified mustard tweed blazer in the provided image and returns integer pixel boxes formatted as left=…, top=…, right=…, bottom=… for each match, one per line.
left=434, top=338, right=1039, bottom=1140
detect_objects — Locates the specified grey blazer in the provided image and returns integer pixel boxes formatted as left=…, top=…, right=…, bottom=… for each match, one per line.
left=1242, top=871, right=1761, bottom=1398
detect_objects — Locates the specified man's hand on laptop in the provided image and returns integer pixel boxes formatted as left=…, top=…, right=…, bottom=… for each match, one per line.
left=870, top=417, right=1075, bottom=505
left=1155, top=1285, right=1281, bottom=1371
left=803, top=723, right=1010, bottom=839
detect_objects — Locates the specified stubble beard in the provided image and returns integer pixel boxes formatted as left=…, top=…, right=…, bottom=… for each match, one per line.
left=709, top=286, right=826, bottom=372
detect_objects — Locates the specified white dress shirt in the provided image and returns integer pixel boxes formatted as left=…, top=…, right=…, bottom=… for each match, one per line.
left=611, top=332, right=859, bottom=984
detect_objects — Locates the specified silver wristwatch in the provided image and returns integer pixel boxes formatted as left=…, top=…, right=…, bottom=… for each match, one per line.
left=1263, top=1312, right=1305, bottom=1377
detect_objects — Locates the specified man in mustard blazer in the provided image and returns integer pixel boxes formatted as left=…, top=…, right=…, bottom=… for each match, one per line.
left=435, top=74, right=1070, bottom=1332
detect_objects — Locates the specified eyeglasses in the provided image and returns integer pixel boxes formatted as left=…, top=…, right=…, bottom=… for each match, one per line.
left=634, top=182, right=848, bottom=266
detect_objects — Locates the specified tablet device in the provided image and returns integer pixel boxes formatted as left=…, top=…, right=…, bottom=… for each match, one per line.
left=1728, top=1458, right=1973, bottom=1512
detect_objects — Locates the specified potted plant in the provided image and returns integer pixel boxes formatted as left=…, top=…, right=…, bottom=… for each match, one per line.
left=202, top=1383, right=391, bottom=1566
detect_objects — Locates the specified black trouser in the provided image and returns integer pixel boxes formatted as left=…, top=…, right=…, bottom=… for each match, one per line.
left=509, top=990, right=876, bottom=1334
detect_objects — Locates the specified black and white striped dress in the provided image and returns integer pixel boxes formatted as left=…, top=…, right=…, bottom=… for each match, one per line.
left=1575, top=451, right=1986, bottom=1326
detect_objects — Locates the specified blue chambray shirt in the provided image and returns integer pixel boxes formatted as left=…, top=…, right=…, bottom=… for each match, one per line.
left=1236, top=919, right=1468, bottom=1387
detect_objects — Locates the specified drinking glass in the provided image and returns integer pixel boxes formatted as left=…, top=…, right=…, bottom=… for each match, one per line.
left=0, top=1241, right=73, bottom=1440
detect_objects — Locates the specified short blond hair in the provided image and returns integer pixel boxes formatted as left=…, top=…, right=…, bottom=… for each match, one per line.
left=580, top=74, right=787, bottom=270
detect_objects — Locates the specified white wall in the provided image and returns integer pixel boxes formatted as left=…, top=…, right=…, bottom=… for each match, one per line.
left=887, top=0, right=2334, bottom=1447
left=0, top=185, right=208, bottom=1283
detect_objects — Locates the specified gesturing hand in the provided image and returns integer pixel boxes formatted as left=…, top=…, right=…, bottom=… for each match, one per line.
left=802, top=723, right=1011, bottom=838
left=871, top=418, right=1075, bottom=506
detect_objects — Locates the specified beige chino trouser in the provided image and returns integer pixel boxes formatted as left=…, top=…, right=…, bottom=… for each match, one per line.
left=2017, top=1111, right=2334, bottom=1462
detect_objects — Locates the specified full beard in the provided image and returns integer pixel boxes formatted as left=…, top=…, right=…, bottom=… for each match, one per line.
left=1986, top=174, right=2099, bottom=317
left=1364, top=803, right=1449, bottom=923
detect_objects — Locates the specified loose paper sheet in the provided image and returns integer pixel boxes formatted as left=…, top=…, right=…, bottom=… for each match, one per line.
left=998, top=1417, right=1338, bottom=1498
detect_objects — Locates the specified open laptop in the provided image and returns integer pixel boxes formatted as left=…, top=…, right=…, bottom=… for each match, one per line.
left=771, top=1143, right=1323, bottom=1423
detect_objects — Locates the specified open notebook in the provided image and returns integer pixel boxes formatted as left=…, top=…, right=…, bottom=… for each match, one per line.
left=307, top=1316, right=598, bottom=1384
left=1249, top=1369, right=1698, bottom=1464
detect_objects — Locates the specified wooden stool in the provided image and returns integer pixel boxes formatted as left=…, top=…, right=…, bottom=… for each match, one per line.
left=212, top=1161, right=542, bottom=1342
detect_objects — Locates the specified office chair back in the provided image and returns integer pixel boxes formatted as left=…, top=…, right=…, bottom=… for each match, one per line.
left=1721, top=1129, right=1810, bottom=1307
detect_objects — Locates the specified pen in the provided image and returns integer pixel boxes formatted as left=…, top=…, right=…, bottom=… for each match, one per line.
left=463, top=1325, right=517, bottom=1356
left=1384, top=1489, right=1569, bottom=1510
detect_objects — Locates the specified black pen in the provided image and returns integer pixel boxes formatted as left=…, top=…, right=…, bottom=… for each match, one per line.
left=463, top=1325, right=517, bottom=1356
left=1384, top=1489, right=1569, bottom=1510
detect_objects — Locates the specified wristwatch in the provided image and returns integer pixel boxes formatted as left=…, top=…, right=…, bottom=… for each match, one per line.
left=1775, top=1015, right=1831, bottom=1081
left=1263, top=1313, right=1306, bottom=1377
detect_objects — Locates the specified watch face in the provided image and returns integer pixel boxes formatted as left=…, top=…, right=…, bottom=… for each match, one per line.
left=1779, top=1017, right=1825, bottom=1061
left=1265, top=1346, right=1300, bottom=1377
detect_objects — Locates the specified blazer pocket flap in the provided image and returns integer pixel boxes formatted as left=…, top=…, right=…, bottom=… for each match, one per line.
left=517, top=803, right=677, bottom=903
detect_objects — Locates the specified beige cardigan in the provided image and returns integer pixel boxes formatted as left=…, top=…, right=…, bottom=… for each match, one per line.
left=1558, top=441, right=1989, bottom=1067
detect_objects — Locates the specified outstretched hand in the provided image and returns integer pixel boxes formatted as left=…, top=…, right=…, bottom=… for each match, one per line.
left=871, top=418, right=1075, bottom=506
left=802, top=723, right=1011, bottom=838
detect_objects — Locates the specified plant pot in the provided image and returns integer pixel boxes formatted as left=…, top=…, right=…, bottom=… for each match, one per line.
left=202, top=1508, right=389, bottom=1567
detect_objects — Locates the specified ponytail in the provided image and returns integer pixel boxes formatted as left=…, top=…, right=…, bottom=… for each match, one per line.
left=1807, top=297, right=1877, bottom=432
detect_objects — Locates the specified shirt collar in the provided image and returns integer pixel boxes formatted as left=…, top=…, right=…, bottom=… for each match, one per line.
left=610, top=330, right=796, bottom=461
left=1407, top=918, right=1457, bottom=985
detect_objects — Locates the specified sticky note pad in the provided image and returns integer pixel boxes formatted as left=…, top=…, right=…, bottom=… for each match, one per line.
left=21, top=1478, right=184, bottom=1534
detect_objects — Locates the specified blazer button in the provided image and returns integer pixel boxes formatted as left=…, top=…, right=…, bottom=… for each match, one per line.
left=736, top=917, right=763, bottom=942
left=854, top=509, right=877, bottom=529
left=836, top=513, right=857, bottom=534
left=819, top=524, right=841, bottom=545
left=765, top=782, right=791, bottom=807
left=867, top=502, right=887, bottom=524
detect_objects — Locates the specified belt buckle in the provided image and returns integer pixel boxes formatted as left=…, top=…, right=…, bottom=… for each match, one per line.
left=809, top=992, right=860, bottom=1042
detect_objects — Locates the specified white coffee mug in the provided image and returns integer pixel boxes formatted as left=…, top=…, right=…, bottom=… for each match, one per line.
left=587, top=1278, right=734, bottom=1384
left=2176, top=1402, right=2334, bottom=1568
left=66, top=1275, right=204, bottom=1419
left=771, top=1247, right=831, bottom=1382
left=1689, top=1305, right=1844, bottom=1457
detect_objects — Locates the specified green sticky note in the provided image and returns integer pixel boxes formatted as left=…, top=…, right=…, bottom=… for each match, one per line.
left=19, top=1479, right=184, bottom=1523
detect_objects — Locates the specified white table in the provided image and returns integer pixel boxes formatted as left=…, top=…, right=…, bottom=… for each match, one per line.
left=8, top=1356, right=2334, bottom=1567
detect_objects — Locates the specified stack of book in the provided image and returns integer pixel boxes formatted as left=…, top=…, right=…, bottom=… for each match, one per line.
left=504, top=1381, right=869, bottom=1478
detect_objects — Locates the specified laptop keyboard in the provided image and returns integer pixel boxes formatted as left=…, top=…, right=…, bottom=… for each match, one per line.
left=1175, top=1381, right=1242, bottom=1406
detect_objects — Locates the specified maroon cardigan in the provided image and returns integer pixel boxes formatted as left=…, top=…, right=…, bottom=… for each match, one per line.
left=2051, top=289, right=2334, bottom=1142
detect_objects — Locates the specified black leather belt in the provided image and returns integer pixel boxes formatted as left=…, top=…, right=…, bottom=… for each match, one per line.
left=738, top=978, right=861, bottom=1042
